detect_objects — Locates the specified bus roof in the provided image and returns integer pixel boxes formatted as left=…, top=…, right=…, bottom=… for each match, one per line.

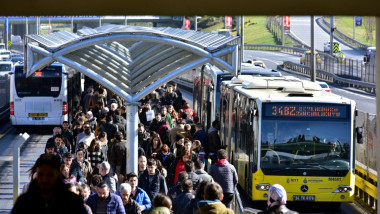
left=232, top=77, right=353, bottom=104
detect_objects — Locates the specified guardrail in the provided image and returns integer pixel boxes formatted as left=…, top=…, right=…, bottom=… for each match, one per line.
left=283, top=61, right=376, bottom=92
left=355, top=162, right=377, bottom=211
left=244, top=44, right=307, bottom=56
left=318, top=17, right=369, bottom=50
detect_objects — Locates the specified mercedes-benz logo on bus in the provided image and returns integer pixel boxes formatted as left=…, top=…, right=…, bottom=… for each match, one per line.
left=301, top=185, right=309, bottom=193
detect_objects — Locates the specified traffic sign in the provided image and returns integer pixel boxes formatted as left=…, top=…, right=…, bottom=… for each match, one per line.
left=8, top=41, right=11, bottom=47
left=355, top=16, right=362, bottom=27
left=337, top=52, right=345, bottom=62
left=333, top=43, right=340, bottom=53
left=284, top=16, right=290, bottom=34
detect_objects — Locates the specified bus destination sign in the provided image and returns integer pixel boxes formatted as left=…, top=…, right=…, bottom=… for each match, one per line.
left=264, top=103, right=349, bottom=119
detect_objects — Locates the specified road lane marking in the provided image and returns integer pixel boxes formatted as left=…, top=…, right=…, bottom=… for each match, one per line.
left=0, top=127, right=14, bottom=139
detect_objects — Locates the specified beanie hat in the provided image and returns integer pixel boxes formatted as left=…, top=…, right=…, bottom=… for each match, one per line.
left=176, top=134, right=185, bottom=142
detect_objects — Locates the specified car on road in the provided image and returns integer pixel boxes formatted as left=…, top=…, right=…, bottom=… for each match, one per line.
left=300, top=51, right=321, bottom=65
left=324, top=42, right=340, bottom=53
left=10, top=56, right=23, bottom=65
left=0, top=51, right=11, bottom=61
left=0, top=61, right=12, bottom=77
left=317, top=81, right=331, bottom=93
left=247, top=59, right=267, bottom=68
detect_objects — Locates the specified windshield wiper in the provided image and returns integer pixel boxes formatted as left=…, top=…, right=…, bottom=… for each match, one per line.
left=305, top=164, right=340, bottom=175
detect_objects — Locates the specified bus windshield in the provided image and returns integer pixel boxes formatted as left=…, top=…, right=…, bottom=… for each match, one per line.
left=14, top=65, right=62, bottom=97
left=260, top=103, right=351, bottom=176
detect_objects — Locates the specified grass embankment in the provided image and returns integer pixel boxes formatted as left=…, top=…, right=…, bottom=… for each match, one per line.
left=199, top=16, right=293, bottom=45
left=326, top=16, right=376, bottom=46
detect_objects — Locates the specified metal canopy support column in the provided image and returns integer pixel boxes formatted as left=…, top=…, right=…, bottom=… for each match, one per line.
left=13, top=133, right=30, bottom=204
left=310, top=16, right=316, bottom=82
left=126, top=103, right=140, bottom=174
left=375, top=16, right=380, bottom=214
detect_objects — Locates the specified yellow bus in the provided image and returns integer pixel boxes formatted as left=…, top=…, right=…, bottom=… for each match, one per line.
left=220, top=76, right=356, bottom=204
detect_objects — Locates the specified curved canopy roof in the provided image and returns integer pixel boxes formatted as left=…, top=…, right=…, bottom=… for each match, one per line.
left=25, top=25, right=239, bottom=103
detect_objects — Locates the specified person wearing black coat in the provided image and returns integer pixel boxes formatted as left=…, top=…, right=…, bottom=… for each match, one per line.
left=156, top=144, right=175, bottom=169
left=138, top=159, right=168, bottom=201
left=98, top=115, right=118, bottom=142
left=12, top=154, right=87, bottom=214
left=172, top=179, right=194, bottom=214
left=120, top=183, right=141, bottom=214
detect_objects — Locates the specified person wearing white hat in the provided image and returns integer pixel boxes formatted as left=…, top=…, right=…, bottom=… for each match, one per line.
left=263, top=184, right=299, bottom=214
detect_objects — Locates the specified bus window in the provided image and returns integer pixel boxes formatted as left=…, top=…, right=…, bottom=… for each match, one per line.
left=15, top=66, right=62, bottom=98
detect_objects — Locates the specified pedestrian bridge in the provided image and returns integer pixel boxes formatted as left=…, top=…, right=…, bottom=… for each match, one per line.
left=25, top=25, right=240, bottom=173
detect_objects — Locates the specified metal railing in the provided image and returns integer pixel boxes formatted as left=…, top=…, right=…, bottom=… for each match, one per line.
left=318, top=17, right=369, bottom=50
left=244, top=44, right=307, bottom=56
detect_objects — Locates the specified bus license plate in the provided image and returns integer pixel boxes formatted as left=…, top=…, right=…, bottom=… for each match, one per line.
left=293, top=195, right=315, bottom=201
left=29, top=113, right=48, bottom=117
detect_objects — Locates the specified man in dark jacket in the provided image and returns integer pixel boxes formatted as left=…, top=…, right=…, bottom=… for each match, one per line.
left=120, top=183, right=141, bottom=214
left=172, top=179, right=194, bottom=214
left=208, top=149, right=238, bottom=208
left=184, top=161, right=200, bottom=190
left=193, top=123, right=208, bottom=153
left=167, top=171, right=188, bottom=199
left=139, top=158, right=168, bottom=201
left=12, top=154, right=87, bottom=214
left=138, top=123, right=150, bottom=152
left=110, top=131, right=126, bottom=181
left=62, top=121, right=75, bottom=154
left=98, top=115, right=118, bottom=142
left=99, top=161, right=118, bottom=193
left=207, top=120, right=222, bottom=164
left=86, top=181, right=126, bottom=214
left=63, top=152, right=84, bottom=183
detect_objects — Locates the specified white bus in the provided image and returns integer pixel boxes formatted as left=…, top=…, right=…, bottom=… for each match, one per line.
left=10, top=63, right=81, bottom=128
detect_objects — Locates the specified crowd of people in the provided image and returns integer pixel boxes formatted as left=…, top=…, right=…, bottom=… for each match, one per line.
left=12, top=81, right=298, bottom=214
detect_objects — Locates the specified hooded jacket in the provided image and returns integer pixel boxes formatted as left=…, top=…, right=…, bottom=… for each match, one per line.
left=195, top=200, right=234, bottom=214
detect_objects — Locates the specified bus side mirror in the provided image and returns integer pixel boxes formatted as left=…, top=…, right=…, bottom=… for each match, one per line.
left=8, top=72, right=13, bottom=75
left=356, top=127, right=363, bottom=144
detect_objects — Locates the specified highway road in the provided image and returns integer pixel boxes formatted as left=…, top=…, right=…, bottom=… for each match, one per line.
left=290, top=16, right=366, bottom=61
left=244, top=50, right=376, bottom=115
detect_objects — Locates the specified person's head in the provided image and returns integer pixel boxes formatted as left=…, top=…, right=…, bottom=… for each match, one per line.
left=110, top=103, right=118, bottom=111
left=152, top=194, right=172, bottom=210
left=184, top=160, right=194, bottom=173
left=138, top=155, right=147, bottom=171
left=62, top=121, right=70, bottom=130
left=138, top=123, right=145, bottom=134
left=106, top=115, right=113, bottom=123
left=60, top=164, right=70, bottom=178
left=184, top=103, right=190, bottom=109
left=83, top=122, right=91, bottom=135
left=212, top=120, right=221, bottom=130
left=195, top=123, right=203, bottom=131
left=98, top=131, right=107, bottom=142
left=184, top=140, right=192, bottom=151
left=99, top=161, right=111, bottom=176
left=194, top=160, right=204, bottom=170
left=66, top=182, right=78, bottom=194
left=45, top=140, right=55, bottom=154
left=267, top=184, right=287, bottom=207
left=217, top=149, right=228, bottom=160
left=63, top=152, right=73, bottom=166
left=160, top=144, right=170, bottom=154
left=91, top=174, right=103, bottom=194
left=193, top=116, right=199, bottom=124
left=86, top=111, right=94, bottom=120
left=176, top=134, right=185, bottom=145
left=181, top=179, right=193, bottom=193
left=97, top=182, right=110, bottom=200
left=33, top=154, right=61, bottom=195
left=184, top=124, right=191, bottom=131
left=127, top=172, right=139, bottom=189
left=191, top=140, right=203, bottom=153
left=167, top=105, right=174, bottom=113
left=167, top=84, right=173, bottom=93
left=76, top=149, right=85, bottom=162
left=120, top=183, right=132, bottom=204
left=78, top=112, right=86, bottom=121
left=155, top=113, right=162, bottom=122
left=204, top=182, right=223, bottom=201
left=53, top=127, right=62, bottom=136
left=54, top=134, right=64, bottom=148
left=161, top=106, right=167, bottom=115
left=180, top=150, right=191, bottom=162
left=177, top=171, right=188, bottom=184
left=81, top=183, right=91, bottom=200
left=194, top=180, right=210, bottom=199
left=152, top=134, right=162, bottom=147
left=173, top=83, right=177, bottom=90
left=114, top=131, right=123, bottom=142
left=147, top=158, right=157, bottom=175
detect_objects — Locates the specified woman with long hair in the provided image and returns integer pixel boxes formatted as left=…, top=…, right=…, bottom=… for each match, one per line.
left=61, top=164, right=77, bottom=184
left=87, top=139, right=104, bottom=175
left=146, top=133, right=163, bottom=158
left=156, top=144, right=175, bottom=169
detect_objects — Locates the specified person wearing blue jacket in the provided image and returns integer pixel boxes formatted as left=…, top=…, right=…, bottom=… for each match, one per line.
left=86, top=181, right=126, bottom=214
left=125, top=172, right=152, bottom=212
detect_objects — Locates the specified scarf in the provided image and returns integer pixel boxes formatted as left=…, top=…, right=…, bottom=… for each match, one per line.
left=215, top=159, right=229, bottom=166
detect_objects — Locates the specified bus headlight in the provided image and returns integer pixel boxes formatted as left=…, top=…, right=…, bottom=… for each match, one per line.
left=256, top=183, right=271, bottom=191
left=333, top=185, right=352, bottom=193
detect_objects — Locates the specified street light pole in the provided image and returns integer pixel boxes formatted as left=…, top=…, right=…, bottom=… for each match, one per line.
left=311, top=16, right=316, bottom=82
left=330, top=16, right=334, bottom=56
